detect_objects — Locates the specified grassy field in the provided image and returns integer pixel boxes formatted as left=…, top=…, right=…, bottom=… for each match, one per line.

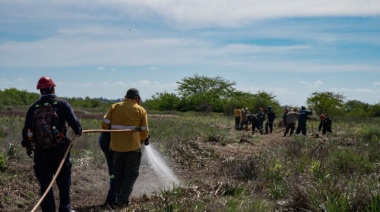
left=1, top=110, right=380, bottom=211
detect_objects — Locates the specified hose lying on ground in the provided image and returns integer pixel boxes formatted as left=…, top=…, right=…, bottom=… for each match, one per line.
left=31, top=129, right=138, bottom=212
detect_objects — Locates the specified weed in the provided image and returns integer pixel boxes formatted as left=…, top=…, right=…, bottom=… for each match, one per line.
left=0, top=151, right=8, bottom=170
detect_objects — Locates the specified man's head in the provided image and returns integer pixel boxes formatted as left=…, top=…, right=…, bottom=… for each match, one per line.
left=301, top=106, right=306, bottom=110
left=125, top=88, right=141, bottom=102
left=37, top=76, right=56, bottom=95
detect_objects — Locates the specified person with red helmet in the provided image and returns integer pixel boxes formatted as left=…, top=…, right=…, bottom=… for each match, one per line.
left=36, top=76, right=56, bottom=90
left=21, top=76, right=82, bottom=212
left=318, top=114, right=332, bottom=135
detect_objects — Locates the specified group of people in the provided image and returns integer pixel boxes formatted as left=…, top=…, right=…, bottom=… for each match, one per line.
left=21, top=76, right=149, bottom=211
left=234, top=105, right=277, bottom=135
left=234, top=105, right=332, bottom=137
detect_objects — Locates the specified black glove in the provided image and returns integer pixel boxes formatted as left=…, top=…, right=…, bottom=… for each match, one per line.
left=144, top=134, right=150, bottom=146
left=26, top=147, right=34, bottom=158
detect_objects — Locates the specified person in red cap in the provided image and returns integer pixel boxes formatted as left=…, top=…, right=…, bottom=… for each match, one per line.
left=318, top=114, right=332, bottom=135
left=21, top=76, right=82, bottom=212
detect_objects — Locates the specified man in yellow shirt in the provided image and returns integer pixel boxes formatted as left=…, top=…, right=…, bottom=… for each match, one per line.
left=101, top=88, right=149, bottom=208
left=234, top=106, right=242, bottom=130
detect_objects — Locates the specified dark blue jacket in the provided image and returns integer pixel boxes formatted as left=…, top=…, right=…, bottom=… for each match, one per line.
left=22, top=94, right=82, bottom=148
left=297, top=109, right=312, bottom=125
left=267, top=110, right=276, bottom=122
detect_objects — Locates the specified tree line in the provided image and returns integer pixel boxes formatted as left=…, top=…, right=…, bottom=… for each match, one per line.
left=1, top=75, right=379, bottom=118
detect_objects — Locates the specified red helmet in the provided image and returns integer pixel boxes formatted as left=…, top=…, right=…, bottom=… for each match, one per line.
left=259, top=108, right=263, bottom=111
left=320, top=114, right=325, bottom=120
left=37, top=76, right=56, bottom=90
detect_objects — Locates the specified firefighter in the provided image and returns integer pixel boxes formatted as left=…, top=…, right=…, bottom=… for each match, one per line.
left=101, top=88, right=149, bottom=208
left=284, top=108, right=297, bottom=137
left=241, top=108, right=250, bottom=131
left=318, top=114, right=332, bottom=135
left=21, top=76, right=82, bottom=212
left=257, top=108, right=265, bottom=134
left=282, top=107, right=289, bottom=127
left=234, top=106, right=243, bottom=130
left=265, top=106, right=276, bottom=134
left=295, top=106, right=313, bottom=136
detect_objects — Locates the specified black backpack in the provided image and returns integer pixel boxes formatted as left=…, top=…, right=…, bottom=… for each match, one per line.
left=248, top=114, right=258, bottom=122
left=32, top=99, right=63, bottom=148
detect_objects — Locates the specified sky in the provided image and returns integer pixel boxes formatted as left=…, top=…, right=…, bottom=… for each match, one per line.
left=0, top=0, right=380, bottom=107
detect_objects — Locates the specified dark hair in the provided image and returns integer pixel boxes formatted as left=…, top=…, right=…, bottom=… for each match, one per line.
left=40, top=87, right=54, bottom=95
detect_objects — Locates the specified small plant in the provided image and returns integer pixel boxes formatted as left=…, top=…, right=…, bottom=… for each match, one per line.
left=0, top=151, right=8, bottom=171
left=269, top=180, right=287, bottom=200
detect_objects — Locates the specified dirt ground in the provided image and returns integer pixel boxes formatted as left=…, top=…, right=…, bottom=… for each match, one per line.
left=1, top=126, right=301, bottom=212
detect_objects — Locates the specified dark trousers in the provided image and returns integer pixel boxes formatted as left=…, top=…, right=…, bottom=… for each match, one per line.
left=251, top=121, right=262, bottom=134
left=296, top=124, right=307, bottom=136
left=113, top=150, right=142, bottom=205
left=321, top=127, right=332, bottom=135
left=284, top=123, right=295, bottom=136
left=258, top=120, right=264, bottom=131
left=33, top=142, right=72, bottom=212
left=99, top=132, right=117, bottom=204
left=265, top=121, right=274, bottom=133
left=235, top=117, right=241, bottom=127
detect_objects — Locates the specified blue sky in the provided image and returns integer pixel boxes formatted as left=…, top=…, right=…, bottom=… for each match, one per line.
left=0, top=1, right=379, bottom=107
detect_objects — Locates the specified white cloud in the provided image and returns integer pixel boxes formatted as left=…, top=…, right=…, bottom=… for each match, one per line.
left=372, top=82, right=380, bottom=86
left=299, top=80, right=323, bottom=88
left=313, top=80, right=322, bottom=88
left=139, top=80, right=151, bottom=86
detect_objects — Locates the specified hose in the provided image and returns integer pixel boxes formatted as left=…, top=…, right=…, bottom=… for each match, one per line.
left=30, top=129, right=137, bottom=212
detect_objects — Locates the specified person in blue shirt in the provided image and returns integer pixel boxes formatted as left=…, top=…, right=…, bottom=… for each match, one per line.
left=295, top=106, right=313, bottom=136
left=265, top=106, right=276, bottom=134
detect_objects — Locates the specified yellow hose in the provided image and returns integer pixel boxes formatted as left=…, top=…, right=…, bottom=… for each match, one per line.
left=31, top=129, right=137, bottom=212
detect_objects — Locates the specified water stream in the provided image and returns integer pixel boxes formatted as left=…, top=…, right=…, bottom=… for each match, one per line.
left=143, top=144, right=180, bottom=187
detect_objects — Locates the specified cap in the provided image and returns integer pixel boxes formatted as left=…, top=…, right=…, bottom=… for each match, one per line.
left=126, top=88, right=140, bottom=99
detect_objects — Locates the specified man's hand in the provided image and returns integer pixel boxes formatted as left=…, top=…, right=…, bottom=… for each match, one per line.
left=26, top=147, right=34, bottom=158
left=144, top=134, right=150, bottom=145
left=76, top=129, right=83, bottom=137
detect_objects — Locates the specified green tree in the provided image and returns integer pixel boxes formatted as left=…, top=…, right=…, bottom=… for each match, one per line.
left=306, top=92, right=345, bottom=117
left=176, top=75, right=236, bottom=112
left=344, top=100, right=370, bottom=117
left=369, top=103, right=380, bottom=117
left=251, top=91, right=280, bottom=113
left=0, top=88, right=39, bottom=106
left=145, top=92, right=181, bottom=111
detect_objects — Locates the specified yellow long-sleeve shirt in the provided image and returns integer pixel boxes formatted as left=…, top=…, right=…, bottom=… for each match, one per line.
left=101, top=99, right=149, bottom=152
left=234, top=108, right=242, bottom=118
